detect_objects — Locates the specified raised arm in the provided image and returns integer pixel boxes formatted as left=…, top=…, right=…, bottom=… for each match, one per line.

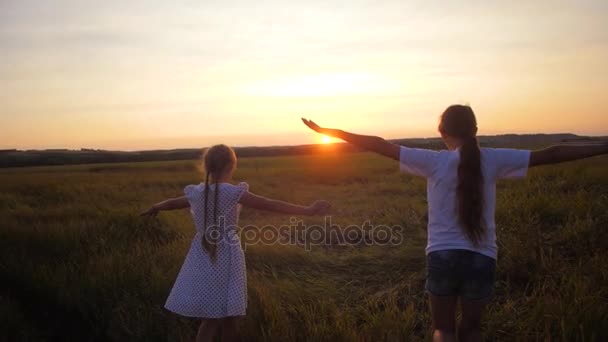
left=140, top=196, right=190, bottom=217
left=302, top=118, right=400, bottom=160
left=239, top=191, right=330, bottom=216
left=529, top=142, right=608, bottom=167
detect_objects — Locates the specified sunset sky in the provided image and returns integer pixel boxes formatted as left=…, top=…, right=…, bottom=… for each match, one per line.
left=1, top=0, right=607, bottom=150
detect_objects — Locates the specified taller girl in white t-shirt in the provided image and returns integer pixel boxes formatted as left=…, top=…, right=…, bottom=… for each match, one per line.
left=302, top=105, right=608, bottom=342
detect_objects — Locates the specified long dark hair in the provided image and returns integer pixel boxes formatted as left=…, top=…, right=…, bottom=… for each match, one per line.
left=201, top=144, right=237, bottom=261
left=439, top=105, right=484, bottom=246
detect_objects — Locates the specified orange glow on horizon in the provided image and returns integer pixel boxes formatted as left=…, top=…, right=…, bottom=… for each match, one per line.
left=320, top=135, right=333, bottom=144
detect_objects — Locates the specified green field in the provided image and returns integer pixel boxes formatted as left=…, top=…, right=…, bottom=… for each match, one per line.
left=1, top=151, right=608, bottom=341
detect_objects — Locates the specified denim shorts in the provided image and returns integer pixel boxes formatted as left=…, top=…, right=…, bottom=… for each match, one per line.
left=426, top=249, right=496, bottom=300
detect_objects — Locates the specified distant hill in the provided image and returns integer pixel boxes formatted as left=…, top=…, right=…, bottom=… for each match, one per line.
left=1, top=133, right=605, bottom=168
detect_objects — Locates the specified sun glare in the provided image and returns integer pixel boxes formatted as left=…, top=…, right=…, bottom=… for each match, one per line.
left=320, top=135, right=333, bottom=144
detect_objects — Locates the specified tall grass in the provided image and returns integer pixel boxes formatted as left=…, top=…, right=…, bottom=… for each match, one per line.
left=1, top=152, right=607, bottom=341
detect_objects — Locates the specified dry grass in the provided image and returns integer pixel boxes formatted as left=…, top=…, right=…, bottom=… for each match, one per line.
left=1, top=152, right=607, bottom=341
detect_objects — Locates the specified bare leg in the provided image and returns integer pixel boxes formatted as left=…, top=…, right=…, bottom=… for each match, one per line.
left=220, top=317, right=238, bottom=342
left=196, top=319, right=219, bottom=342
left=429, top=294, right=457, bottom=342
left=459, top=297, right=487, bottom=342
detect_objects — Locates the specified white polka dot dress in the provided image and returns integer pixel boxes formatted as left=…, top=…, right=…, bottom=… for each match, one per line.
left=165, top=182, right=249, bottom=318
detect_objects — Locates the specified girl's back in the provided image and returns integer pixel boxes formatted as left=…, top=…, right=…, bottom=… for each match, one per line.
left=164, top=182, right=249, bottom=318
left=185, top=182, right=249, bottom=239
left=399, top=146, right=530, bottom=258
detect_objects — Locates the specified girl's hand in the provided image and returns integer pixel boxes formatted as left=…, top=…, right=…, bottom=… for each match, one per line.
left=302, top=118, right=330, bottom=136
left=307, top=200, right=332, bottom=216
left=302, top=117, right=400, bottom=160
left=140, top=205, right=160, bottom=218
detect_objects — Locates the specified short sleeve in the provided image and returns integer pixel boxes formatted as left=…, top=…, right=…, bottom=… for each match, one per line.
left=234, top=182, right=249, bottom=202
left=184, top=184, right=202, bottom=206
left=399, top=146, right=439, bottom=178
left=489, top=148, right=531, bottom=179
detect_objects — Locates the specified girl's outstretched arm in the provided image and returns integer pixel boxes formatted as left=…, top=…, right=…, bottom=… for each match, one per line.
left=529, top=142, right=608, bottom=167
left=302, top=118, right=400, bottom=160
left=140, top=197, right=190, bottom=217
left=239, top=191, right=331, bottom=216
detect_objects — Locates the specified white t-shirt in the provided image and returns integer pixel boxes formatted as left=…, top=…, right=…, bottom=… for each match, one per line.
left=399, top=146, right=531, bottom=259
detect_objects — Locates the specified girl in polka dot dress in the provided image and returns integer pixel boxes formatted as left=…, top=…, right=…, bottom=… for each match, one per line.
left=141, top=144, right=331, bottom=342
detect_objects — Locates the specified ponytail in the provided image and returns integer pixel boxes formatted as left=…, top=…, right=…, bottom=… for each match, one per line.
left=457, top=136, right=484, bottom=246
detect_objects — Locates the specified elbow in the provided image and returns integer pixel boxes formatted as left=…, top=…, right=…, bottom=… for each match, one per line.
left=541, top=145, right=566, bottom=165
left=366, top=136, right=386, bottom=151
left=373, top=136, right=386, bottom=146
left=260, top=199, right=279, bottom=212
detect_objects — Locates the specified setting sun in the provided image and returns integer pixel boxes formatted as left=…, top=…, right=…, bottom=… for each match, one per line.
left=320, top=135, right=333, bottom=144
left=1, top=0, right=607, bottom=152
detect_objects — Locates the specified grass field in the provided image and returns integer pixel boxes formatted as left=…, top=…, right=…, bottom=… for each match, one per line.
left=1, top=150, right=608, bottom=341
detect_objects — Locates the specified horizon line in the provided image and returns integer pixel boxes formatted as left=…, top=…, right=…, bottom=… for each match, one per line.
left=3, top=132, right=607, bottom=153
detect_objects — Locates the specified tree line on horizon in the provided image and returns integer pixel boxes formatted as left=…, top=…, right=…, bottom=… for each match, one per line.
left=2, top=133, right=602, bottom=168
